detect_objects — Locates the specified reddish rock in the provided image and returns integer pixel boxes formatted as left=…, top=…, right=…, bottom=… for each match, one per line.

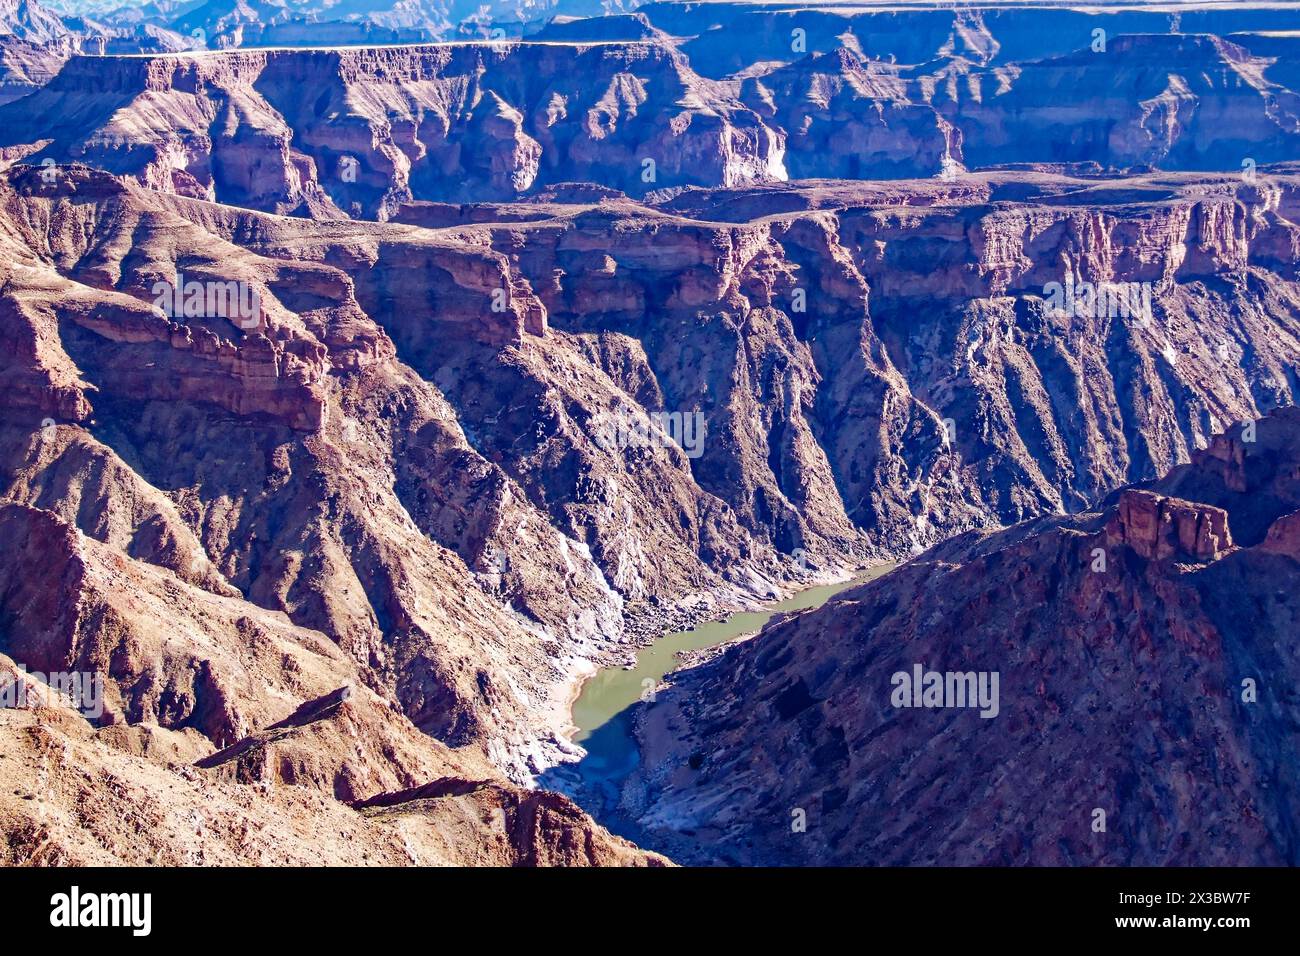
left=1107, top=489, right=1232, bottom=563
left=0, top=509, right=665, bottom=867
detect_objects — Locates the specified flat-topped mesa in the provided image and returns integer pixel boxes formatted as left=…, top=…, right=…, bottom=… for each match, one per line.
left=1106, top=488, right=1232, bottom=563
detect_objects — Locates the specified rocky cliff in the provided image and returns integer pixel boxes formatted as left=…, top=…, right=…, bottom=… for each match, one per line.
left=0, top=504, right=667, bottom=865
left=0, top=34, right=66, bottom=105
left=0, top=42, right=784, bottom=215
left=29, top=0, right=1300, bottom=62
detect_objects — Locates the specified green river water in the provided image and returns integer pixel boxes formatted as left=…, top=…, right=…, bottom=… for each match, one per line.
left=567, top=564, right=896, bottom=799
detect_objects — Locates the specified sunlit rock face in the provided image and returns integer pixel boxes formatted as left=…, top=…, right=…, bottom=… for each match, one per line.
left=4, top=159, right=1300, bottom=789
left=0, top=43, right=788, bottom=215
left=9, top=14, right=1300, bottom=212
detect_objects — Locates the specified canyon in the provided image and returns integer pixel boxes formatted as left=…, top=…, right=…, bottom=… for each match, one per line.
left=0, top=2, right=1298, bottom=866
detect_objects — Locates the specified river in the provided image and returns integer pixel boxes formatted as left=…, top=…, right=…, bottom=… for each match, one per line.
left=564, top=564, right=897, bottom=812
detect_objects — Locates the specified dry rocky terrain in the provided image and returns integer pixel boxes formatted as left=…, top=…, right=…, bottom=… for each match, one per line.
left=2, top=3, right=1299, bottom=866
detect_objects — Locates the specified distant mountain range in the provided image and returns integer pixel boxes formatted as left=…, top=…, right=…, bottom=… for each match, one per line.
left=2, top=0, right=642, bottom=52
left=6, top=0, right=1300, bottom=59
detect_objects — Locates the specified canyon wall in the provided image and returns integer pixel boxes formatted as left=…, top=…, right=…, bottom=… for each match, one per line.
left=4, top=29, right=1300, bottom=213
left=3, top=12, right=1300, bottom=866
left=3, top=162, right=1300, bottom=789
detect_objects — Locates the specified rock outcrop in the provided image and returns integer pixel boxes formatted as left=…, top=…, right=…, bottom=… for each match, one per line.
left=354, top=777, right=668, bottom=866
left=1260, top=509, right=1300, bottom=561
left=1106, top=489, right=1231, bottom=563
